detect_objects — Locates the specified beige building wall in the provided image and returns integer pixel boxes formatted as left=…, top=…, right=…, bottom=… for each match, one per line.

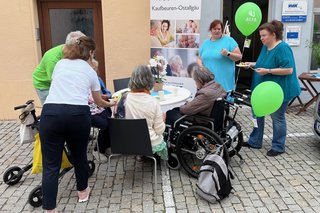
left=0, top=1, right=40, bottom=120
left=0, top=0, right=149, bottom=120
left=102, top=0, right=149, bottom=89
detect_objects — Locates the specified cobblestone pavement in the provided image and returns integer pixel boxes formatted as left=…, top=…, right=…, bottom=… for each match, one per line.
left=1, top=107, right=320, bottom=212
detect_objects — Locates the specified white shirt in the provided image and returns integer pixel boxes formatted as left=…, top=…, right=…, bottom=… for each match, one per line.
left=125, top=92, right=165, bottom=147
left=45, top=59, right=100, bottom=105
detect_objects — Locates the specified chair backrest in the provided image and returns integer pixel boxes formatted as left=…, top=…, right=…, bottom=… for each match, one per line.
left=210, top=99, right=225, bottom=132
left=108, top=118, right=153, bottom=156
left=113, top=77, right=130, bottom=92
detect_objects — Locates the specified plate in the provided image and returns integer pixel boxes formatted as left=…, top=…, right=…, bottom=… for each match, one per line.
left=236, top=64, right=250, bottom=68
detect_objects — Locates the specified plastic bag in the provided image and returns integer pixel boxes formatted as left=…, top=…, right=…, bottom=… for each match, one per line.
left=19, top=113, right=37, bottom=144
left=31, top=133, right=72, bottom=174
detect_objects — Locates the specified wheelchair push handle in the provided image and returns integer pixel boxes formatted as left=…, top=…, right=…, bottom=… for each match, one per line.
left=225, top=91, right=251, bottom=107
left=234, top=97, right=251, bottom=107
left=230, top=90, right=250, bottom=99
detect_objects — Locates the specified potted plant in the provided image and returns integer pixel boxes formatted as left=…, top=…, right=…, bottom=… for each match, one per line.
left=149, top=55, right=168, bottom=91
left=307, top=41, right=320, bottom=71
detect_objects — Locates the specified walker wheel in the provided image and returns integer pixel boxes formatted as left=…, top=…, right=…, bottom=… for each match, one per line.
left=28, top=186, right=42, bottom=207
left=88, top=160, right=95, bottom=177
left=167, top=154, right=180, bottom=170
left=3, top=166, right=23, bottom=185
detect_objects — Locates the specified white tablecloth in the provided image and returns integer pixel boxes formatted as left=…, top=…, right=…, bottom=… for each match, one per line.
left=112, top=85, right=191, bottom=112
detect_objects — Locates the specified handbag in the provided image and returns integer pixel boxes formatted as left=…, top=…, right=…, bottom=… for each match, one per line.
left=19, top=113, right=37, bottom=144
left=31, top=133, right=73, bottom=174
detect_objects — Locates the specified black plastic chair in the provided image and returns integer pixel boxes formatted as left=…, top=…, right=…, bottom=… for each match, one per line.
left=113, top=77, right=130, bottom=92
left=107, top=118, right=158, bottom=192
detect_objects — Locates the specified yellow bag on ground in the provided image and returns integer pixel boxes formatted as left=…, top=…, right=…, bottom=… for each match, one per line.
left=31, top=133, right=72, bottom=174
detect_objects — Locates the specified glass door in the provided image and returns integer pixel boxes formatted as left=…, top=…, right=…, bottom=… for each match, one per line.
left=37, top=0, right=105, bottom=81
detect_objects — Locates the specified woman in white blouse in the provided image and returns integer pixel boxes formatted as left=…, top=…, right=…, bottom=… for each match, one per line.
left=125, top=65, right=167, bottom=161
left=40, top=36, right=116, bottom=212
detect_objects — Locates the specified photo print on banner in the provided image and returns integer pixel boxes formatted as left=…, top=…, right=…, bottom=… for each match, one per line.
left=150, top=0, right=201, bottom=79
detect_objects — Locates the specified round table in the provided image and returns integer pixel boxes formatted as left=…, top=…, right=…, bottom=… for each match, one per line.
left=112, top=85, right=191, bottom=112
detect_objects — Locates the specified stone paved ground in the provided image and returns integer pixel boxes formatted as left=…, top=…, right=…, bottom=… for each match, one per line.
left=1, top=106, right=320, bottom=213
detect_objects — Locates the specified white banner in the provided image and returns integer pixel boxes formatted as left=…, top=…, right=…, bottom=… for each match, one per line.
left=150, top=0, right=201, bottom=98
left=150, top=0, right=201, bottom=20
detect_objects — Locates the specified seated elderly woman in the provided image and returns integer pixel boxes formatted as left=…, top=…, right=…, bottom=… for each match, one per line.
left=166, top=66, right=226, bottom=127
left=125, top=65, right=168, bottom=160
left=89, top=59, right=112, bottom=163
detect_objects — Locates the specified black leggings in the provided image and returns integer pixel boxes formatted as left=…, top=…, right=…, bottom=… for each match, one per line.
left=166, top=107, right=183, bottom=127
left=91, top=109, right=112, bottom=153
left=39, top=104, right=91, bottom=210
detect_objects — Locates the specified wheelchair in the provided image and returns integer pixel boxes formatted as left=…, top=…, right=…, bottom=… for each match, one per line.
left=165, top=91, right=251, bottom=178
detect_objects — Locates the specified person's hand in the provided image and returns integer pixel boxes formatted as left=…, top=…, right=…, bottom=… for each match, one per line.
left=221, top=48, right=229, bottom=57
left=101, top=94, right=109, bottom=100
left=255, top=68, right=269, bottom=76
left=108, top=99, right=117, bottom=107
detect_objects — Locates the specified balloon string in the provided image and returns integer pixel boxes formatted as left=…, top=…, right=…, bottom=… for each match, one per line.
left=235, top=36, right=247, bottom=90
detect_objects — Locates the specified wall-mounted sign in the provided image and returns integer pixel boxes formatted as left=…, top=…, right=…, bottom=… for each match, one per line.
left=285, top=25, right=301, bottom=46
left=282, top=0, right=307, bottom=22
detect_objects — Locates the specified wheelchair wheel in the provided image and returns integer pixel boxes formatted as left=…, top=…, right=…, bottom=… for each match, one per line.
left=314, top=95, right=320, bottom=121
left=3, top=166, right=23, bottom=185
left=313, top=119, right=320, bottom=140
left=176, top=126, right=224, bottom=178
left=225, top=119, right=243, bottom=158
left=88, top=160, right=95, bottom=177
left=28, top=185, right=42, bottom=207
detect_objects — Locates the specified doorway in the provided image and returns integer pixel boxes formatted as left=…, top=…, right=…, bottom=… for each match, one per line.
left=37, top=0, right=106, bottom=81
left=223, top=0, right=269, bottom=91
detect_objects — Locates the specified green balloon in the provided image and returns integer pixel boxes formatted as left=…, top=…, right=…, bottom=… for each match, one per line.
left=251, top=81, right=284, bottom=117
left=235, top=2, right=262, bottom=36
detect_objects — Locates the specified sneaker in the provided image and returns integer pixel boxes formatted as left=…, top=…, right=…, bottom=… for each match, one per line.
left=45, top=209, right=57, bottom=213
left=93, top=150, right=108, bottom=163
left=267, top=149, right=284, bottom=157
left=78, top=186, right=91, bottom=203
left=242, top=142, right=261, bottom=149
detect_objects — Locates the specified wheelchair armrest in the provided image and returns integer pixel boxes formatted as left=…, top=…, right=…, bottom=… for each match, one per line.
left=173, top=114, right=215, bottom=130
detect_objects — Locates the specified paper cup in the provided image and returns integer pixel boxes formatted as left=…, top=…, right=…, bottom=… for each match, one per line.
left=158, top=91, right=165, bottom=101
left=172, top=88, right=178, bottom=96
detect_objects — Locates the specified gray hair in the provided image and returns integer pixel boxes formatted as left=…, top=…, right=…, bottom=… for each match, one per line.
left=150, top=20, right=160, bottom=30
left=128, top=65, right=154, bottom=90
left=65, top=31, right=86, bottom=45
left=187, top=62, right=199, bottom=77
left=192, top=66, right=214, bottom=85
left=168, top=55, right=182, bottom=66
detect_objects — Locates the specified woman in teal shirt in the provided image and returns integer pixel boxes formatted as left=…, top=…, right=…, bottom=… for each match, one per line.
left=244, top=20, right=301, bottom=156
left=198, top=20, right=242, bottom=91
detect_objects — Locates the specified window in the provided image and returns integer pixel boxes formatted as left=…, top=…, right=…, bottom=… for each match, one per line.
left=311, top=1, right=320, bottom=70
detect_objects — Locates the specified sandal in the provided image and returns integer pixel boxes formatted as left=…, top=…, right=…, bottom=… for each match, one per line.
left=78, top=186, right=91, bottom=203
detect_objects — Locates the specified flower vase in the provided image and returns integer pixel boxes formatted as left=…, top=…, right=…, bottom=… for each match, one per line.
left=153, top=82, right=163, bottom=92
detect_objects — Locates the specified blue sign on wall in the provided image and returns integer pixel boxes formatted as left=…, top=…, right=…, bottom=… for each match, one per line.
left=286, top=32, right=298, bottom=39
left=282, top=15, right=307, bottom=23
